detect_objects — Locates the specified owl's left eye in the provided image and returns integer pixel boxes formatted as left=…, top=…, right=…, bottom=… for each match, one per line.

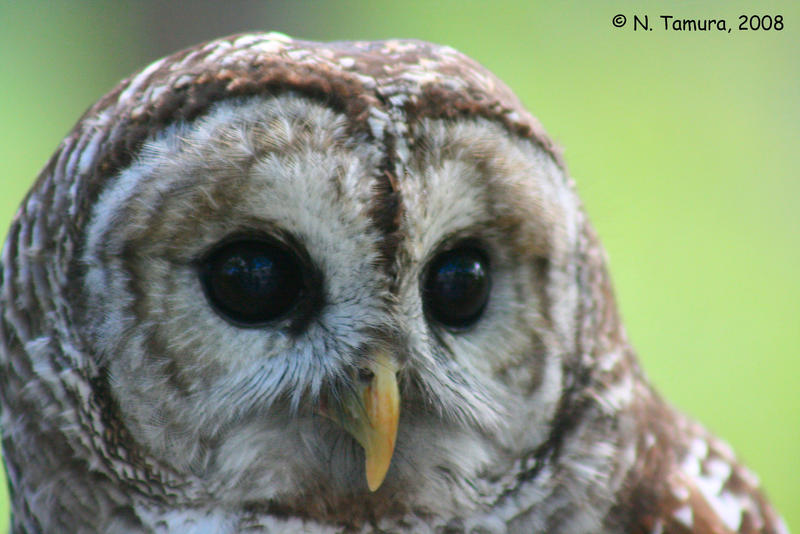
left=422, top=245, right=491, bottom=329
left=199, top=239, right=305, bottom=326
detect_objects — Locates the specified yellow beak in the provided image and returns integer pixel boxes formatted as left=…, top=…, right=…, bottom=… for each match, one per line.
left=333, top=352, right=400, bottom=491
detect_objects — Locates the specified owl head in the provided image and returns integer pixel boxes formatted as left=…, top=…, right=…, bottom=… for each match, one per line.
left=1, top=33, right=636, bottom=532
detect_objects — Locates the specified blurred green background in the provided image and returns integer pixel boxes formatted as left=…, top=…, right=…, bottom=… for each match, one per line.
left=1, top=1, right=797, bottom=531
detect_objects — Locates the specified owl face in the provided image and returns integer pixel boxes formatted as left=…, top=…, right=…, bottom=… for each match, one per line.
left=15, top=34, right=771, bottom=534
left=80, top=93, right=577, bottom=513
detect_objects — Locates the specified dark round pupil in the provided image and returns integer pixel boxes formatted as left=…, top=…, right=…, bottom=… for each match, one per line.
left=202, top=241, right=303, bottom=325
left=424, top=247, right=490, bottom=328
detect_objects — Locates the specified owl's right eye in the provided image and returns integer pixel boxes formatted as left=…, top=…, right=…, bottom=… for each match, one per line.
left=199, top=239, right=305, bottom=326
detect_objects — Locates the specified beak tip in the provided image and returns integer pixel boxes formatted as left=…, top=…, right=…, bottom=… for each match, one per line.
left=366, top=475, right=382, bottom=492
left=366, top=459, right=390, bottom=492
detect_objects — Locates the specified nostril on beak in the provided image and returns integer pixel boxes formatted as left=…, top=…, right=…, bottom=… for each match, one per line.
left=358, top=368, right=375, bottom=383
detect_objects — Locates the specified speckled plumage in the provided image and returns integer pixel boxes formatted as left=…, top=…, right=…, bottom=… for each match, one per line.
left=0, top=32, right=789, bottom=534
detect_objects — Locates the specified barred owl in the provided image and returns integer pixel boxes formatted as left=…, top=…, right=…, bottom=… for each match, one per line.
left=0, top=32, right=789, bottom=534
